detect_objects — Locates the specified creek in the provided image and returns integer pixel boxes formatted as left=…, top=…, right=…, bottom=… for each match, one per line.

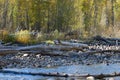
left=1, top=63, right=120, bottom=80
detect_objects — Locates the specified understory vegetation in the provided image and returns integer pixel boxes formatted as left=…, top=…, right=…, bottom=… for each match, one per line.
left=1, top=27, right=120, bottom=44
left=0, top=29, right=66, bottom=44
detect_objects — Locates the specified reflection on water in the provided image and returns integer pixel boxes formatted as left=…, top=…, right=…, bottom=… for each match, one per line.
left=1, top=63, right=120, bottom=80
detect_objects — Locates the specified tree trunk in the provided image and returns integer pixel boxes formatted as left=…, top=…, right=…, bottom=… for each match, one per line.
left=9, top=6, right=14, bottom=32
left=47, top=2, right=50, bottom=33
left=15, top=0, right=20, bottom=31
left=25, top=8, right=29, bottom=30
left=94, top=0, right=98, bottom=34
left=105, top=0, right=109, bottom=27
left=1, top=0, right=9, bottom=29
left=111, top=0, right=114, bottom=27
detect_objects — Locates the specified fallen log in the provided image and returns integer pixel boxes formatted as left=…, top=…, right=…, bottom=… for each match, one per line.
left=17, top=44, right=85, bottom=52
left=0, top=70, right=120, bottom=79
left=106, top=38, right=120, bottom=45
left=93, top=36, right=120, bottom=45
left=0, top=44, right=120, bottom=57
left=0, top=49, right=18, bottom=55
left=0, top=46, right=120, bottom=56
left=20, top=50, right=69, bottom=57
left=84, top=49, right=120, bottom=54
left=0, top=48, right=68, bottom=57
left=54, top=40, right=88, bottom=48
left=106, top=38, right=120, bottom=41
left=0, top=43, right=86, bottom=55
left=93, top=36, right=111, bottom=44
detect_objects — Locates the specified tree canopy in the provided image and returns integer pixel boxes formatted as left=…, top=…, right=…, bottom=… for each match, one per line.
left=0, top=0, right=120, bottom=37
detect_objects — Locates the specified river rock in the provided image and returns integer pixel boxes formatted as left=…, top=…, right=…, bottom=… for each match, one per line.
left=86, top=76, right=95, bottom=80
left=22, top=54, right=28, bottom=57
left=108, top=78, right=115, bottom=80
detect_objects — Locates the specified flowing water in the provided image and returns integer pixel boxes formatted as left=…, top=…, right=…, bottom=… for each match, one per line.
left=1, top=63, right=120, bottom=80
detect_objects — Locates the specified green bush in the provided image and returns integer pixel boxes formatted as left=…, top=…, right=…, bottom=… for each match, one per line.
left=0, top=30, right=15, bottom=43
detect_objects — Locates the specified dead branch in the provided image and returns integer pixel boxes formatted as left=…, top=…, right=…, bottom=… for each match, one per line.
left=93, top=36, right=111, bottom=44
left=84, top=49, right=120, bottom=54
left=17, top=44, right=86, bottom=52
left=55, top=40, right=88, bottom=48
left=21, top=50, right=68, bottom=57
left=0, top=49, right=18, bottom=55
left=106, top=38, right=120, bottom=41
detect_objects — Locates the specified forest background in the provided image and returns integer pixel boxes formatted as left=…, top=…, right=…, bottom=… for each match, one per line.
left=0, top=0, right=119, bottom=44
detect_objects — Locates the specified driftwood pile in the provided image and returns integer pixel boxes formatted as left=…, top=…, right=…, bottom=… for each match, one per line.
left=0, top=38, right=120, bottom=56
left=93, top=35, right=120, bottom=45
left=0, top=40, right=88, bottom=56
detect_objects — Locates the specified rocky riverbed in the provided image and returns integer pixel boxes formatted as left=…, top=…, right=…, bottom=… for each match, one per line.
left=0, top=37, right=120, bottom=69
left=0, top=47, right=120, bottom=68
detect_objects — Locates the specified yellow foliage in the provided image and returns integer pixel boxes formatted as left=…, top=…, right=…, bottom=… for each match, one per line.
left=15, top=30, right=31, bottom=44
left=82, top=31, right=89, bottom=39
left=2, top=30, right=8, bottom=37
left=45, top=40, right=54, bottom=44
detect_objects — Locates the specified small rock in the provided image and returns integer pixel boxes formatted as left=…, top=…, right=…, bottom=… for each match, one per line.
left=47, top=78, right=55, bottom=80
left=86, top=76, right=95, bottom=80
left=36, top=54, right=40, bottom=58
left=108, top=78, right=115, bottom=80
left=47, top=64, right=51, bottom=68
left=22, top=54, right=28, bottom=57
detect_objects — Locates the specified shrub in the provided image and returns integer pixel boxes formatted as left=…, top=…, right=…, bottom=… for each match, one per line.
left=52, top=29, right=65, bottom=40
left=15, top=30, right=31, bottom=44
left=0, top=29, right=8, bottom=39
left=36, top=32, right=46, bottom=42
left=0, top=29, right=15, bottom=43
left=52, top=29, right=59, bottom=39
left=45, top=40, right=54, bottom=44
left=4, top=34, right=15, bottom=43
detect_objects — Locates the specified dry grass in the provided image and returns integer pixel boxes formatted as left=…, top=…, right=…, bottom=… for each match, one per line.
left=101, top=26, right=120, bottom=38
left=1, top=26, right=120, bottom=44
left=0, top=29, right=8, bottom=39
left=52, top=29, right=65, bottom=40
left=36, top=32, right=46, bottom=42
left=36, top=30, right=65, bottom=42
left=15, top=30, right=31, bottom=44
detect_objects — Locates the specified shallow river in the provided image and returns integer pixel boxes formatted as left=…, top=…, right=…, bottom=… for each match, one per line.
left=1, top=63, right=120, bottom=80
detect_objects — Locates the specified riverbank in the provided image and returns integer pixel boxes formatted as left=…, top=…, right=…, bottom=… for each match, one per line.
left=0, top=46, right=120, bottom=68
left=0, top=36, right=120, bottom=69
